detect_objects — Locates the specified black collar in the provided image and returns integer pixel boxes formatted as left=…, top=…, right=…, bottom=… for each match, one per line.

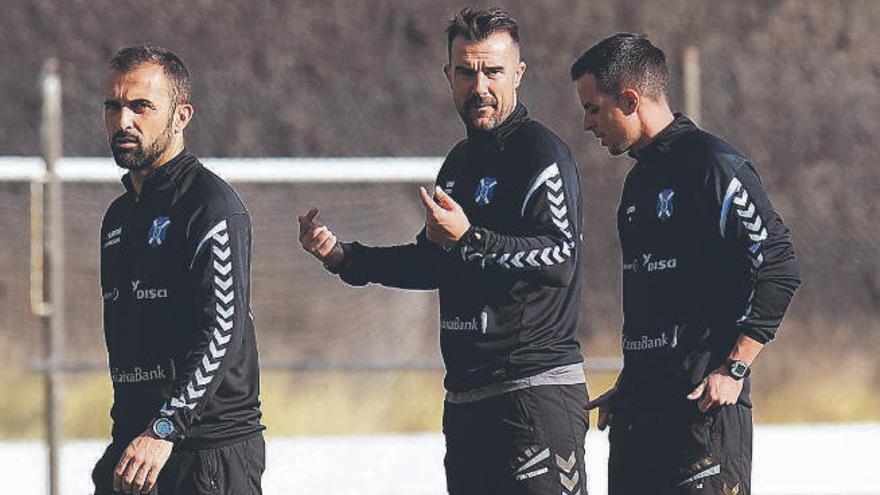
left=629, top=113, right=697, bottom=162
left=122, top=150, right=196, bottom=197
left=466, top=102, right=530, bottom=149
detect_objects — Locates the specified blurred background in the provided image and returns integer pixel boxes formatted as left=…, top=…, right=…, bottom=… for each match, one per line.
left=1, top=0, right=878, bottom=492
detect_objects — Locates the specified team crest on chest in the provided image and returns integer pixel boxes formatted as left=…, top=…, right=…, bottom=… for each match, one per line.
left=657, top=189, right=675, bottom=221
left=147, top=216, right=171, bottom=248
left=474, top=177, right=498, bottom=206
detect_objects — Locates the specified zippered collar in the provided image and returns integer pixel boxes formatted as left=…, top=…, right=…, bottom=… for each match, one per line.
left=121, top=150, right=197, bottom=198
left=629, top=113, right=697, bottom=164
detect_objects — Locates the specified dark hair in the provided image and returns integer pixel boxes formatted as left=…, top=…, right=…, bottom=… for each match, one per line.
left=110, top=44, right=192, bottom=106
left=446, top=7, right=520, bottom=59
left=570, top=33, right=668, bottom=100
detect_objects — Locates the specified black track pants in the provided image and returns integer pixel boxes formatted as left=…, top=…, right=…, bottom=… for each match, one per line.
left=93, top=434, right=265, bottom=495
left=443, top=384, right=589, bottom=495
left=609, top=402, right=752, bottom=494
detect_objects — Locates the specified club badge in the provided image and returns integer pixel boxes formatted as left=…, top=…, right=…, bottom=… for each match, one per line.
left=657, top=189, right=675, bottom=220
left=474, top=177, right=498, bottom=206
left=147, top=216, right=171, bottom=248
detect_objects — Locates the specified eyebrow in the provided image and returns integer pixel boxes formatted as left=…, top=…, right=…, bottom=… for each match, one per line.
left=102, top=98, right=156, bottom=108
left=454, top=64, right=505, bottom=72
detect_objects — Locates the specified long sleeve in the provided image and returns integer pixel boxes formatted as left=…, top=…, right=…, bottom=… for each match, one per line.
left=336, top=228, right=444, bottom=290
left=154, top=213, right=253, bottom=438
left=457, top=159, right=581, bottom=287
left=717, top=162, right=801, bottom=343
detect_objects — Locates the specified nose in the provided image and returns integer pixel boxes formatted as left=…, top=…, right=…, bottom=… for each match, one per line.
left=107, top=106, right=135, bottom=133
left=583, top=113, right=595, bottom=132
left=474, top=71, right=489, bottom=95
left=119, top=107, right=136, bottom=131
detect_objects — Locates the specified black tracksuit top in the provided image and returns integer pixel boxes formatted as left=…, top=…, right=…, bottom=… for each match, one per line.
left=615, top=114, right=801, bottom=410
left=338, top=104, right=585, bottom=392
left=100, top=151, right=263, bottom=448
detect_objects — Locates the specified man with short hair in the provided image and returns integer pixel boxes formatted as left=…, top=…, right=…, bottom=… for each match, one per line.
left=571, top=34, right=801, bottom=494
left=92, top=45, right=264, bottom=494
left=299, top=7, right=588, bottom=495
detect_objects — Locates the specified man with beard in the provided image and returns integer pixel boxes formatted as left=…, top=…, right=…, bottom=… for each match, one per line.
left=571, top=34, right=801, bottom=493
left=92, top=45, right=264, bottom=494
left=298, top=8, right=588, bottom=495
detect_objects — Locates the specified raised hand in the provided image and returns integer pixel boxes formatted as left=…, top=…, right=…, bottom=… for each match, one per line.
left=297, top=207, right=344, bottom=268
left=418, top=186, right=471, bottom=247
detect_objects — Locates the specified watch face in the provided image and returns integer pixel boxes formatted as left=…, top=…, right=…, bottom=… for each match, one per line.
left=730, top=361, right=749, bottom=378
left=153, top=418, right=174, bottom=438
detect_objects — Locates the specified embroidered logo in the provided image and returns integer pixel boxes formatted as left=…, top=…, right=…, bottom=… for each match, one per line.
left=103, top=226, right=123, bottom=248
left=657, top=188, right=675, bottom=220
left=147, top=216, right=171, bottom=248
left=444, top=180, right=455, bottom=194
left=474, top=177, right=498, bottom=206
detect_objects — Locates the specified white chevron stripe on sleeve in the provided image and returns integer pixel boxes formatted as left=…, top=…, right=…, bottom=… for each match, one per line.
left=743, top=215, right=762, bottom=232
left=733, top=188, right=749, bottom=207
left=209, top=340, right=227, bottom=359
left=212, top=245, right=231, bottom=260
left=525, top=249, right=540, bottom=267
left=540, top=247, right=554, bottom=265
left=186, top=382, right=205, bottom=400
left=216, top=316, right=233, bottom=331
left=216, top=304, right=235, bottom=319
left=510, top=252, right=525, bottom=268
left=736, top=202, right=755, bottom=218
left=550, top=204, right=567, bottom=218
left=552, top=218, right=570, bottom=231
left=213, top=231, right=229, bottom=245
left=214, top=276, right=233, bottom=291
left=202, top=354, right=221, bottom=372
left=552, top=246, right=565, bottom=263
left=195, top=367, right=212, bottom=386
left=213, top=260, right=232, bottom=275
left=749, top=228, right=768, bottom=242
left=213, top=328, right=232, bottom=345
left=497, top=253, right=511, bottom=268
left=215, top=289, right=234, bottom=304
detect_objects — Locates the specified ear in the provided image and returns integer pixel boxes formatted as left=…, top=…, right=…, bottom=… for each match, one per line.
left=443, top=63, right=453, bottom=87
left=174, top=103, right=194, bottom=134
left=618, top=88, right=640, bottom=116
left=513, top=61, right=526, bottom=89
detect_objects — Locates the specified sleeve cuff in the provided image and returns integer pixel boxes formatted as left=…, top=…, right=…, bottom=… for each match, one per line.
left=324, top=242, right=355, bottom=274
left=739, top=326, right=774, bottom=345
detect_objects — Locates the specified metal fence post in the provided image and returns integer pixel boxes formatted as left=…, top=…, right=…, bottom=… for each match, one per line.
left=39, top=57, right=64, bottom=495
left=683, top=46, right=701, bottom=125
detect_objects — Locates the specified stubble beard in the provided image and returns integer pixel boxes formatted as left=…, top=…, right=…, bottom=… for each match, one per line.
left=461, top=94, right=501, bottom=131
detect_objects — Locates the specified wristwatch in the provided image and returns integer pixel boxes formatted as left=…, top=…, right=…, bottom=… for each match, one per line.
left=150, top=417, right=179, bottom=442
left=725, top=359, right=751, bottom=380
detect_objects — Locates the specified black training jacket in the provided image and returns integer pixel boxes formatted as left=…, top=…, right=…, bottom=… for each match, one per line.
left=100, top=151, right=263, bottom=448
left=336, top=104, right=584, bottom=392
left=614, top=114, right=801, bottom=410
